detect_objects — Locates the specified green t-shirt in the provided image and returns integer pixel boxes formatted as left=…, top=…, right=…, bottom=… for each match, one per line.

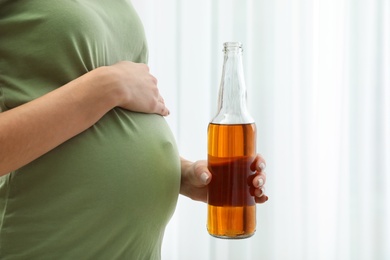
left=0, top=1, right=181, bottom=259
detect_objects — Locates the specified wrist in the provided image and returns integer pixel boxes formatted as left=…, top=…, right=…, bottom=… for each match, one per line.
left=87, top=66, right=124, bottom=109
left=180, top=157, right=193, bottom=176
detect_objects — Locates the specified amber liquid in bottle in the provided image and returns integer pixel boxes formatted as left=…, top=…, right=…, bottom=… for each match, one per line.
left=207, top=123, right=257, bottom=238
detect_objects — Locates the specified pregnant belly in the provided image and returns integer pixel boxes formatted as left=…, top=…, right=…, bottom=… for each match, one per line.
left=4, top=109, right=181, bottom=240
left=0, top=109, right=180, bottom=259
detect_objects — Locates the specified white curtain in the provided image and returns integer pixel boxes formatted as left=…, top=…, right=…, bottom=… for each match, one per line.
left=132, top=0, right=390, bottom=259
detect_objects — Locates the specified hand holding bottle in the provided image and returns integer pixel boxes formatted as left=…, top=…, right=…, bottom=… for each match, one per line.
left=179, top=154, right=267, bottom=204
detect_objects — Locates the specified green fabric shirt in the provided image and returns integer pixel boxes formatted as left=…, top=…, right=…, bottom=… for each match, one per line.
left=0, top=1, right=181, bottom=259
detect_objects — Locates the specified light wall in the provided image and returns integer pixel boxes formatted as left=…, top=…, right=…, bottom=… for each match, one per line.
left=132, top=1, right=390, bottom=259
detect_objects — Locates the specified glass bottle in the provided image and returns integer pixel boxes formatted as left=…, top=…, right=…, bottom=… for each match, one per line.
left=207, top=42, right=257, bottom=239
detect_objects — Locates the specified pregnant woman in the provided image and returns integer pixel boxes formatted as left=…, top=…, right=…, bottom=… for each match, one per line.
left=0, top=1, right=267, bottom=259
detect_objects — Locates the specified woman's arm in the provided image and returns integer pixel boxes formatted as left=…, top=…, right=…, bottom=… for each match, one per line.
left=0, top=61, right=168, bottom=176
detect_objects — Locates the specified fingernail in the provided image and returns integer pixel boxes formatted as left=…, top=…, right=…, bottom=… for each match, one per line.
left=255, top=188, right=264, bottom=197
left=259, top=162, right=266, bottom=171
left=258, top=178, right=264, bottom=187
left=201, top=172, right=210, bottom=184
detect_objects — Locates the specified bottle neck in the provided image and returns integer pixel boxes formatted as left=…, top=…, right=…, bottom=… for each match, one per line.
left=211, top=43, right=254, bottom=124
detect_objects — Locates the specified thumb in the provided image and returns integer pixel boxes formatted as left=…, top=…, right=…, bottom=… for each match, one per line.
left=199, top=171, right=211, bottom=185
left=193, top=160, right=212, bottom=186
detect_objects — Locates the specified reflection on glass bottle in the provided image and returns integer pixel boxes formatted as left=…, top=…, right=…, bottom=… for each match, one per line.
left=207, top=42, right=257, bottom=239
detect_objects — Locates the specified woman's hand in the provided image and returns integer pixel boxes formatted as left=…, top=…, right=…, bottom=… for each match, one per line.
left=0, top=61, right=168, bottom=176
left=106, top=61, right=169, bottom=116
left=179, top=154, right=268, bottom=203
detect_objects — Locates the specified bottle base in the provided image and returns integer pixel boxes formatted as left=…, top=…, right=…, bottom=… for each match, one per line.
left=208, top=232, right=255, bottom=240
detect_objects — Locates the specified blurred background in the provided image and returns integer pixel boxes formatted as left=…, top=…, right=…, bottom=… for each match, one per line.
left=132, top=0, right=389, bottom=259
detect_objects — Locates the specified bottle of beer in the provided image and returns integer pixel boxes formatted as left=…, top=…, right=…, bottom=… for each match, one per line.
left=207, top=42, right=257, bottom=239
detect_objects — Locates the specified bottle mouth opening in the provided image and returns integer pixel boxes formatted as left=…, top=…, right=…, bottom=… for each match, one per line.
left=223, top=42, right=243, bottom=52
left=224, top=42, right=242, bottom=48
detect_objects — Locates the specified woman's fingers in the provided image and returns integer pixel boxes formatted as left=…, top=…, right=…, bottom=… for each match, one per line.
left=251, top=154, right=268, bottom=204
left=113, top=61, right=170, bottom=116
